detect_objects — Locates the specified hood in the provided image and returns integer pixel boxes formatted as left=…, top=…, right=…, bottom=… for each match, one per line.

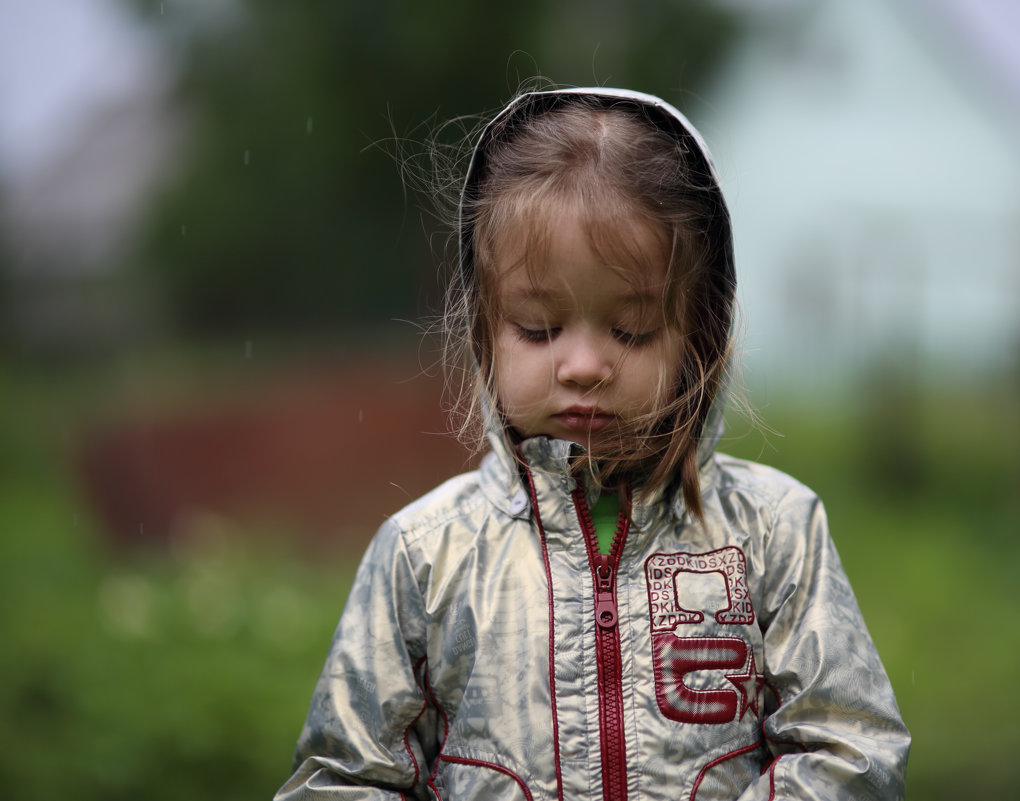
left=458, top=87, right=735, bottom=468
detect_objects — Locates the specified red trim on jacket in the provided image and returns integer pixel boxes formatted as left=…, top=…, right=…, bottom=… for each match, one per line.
left=521, top=462, right=566, bottom=801
left=437, top=755, right=535, bottom=801
left=423, top=666, right=451, bottom=797
left=689, top=739, right=764, bottom=801
left=404, top=655, right=431, bottom=788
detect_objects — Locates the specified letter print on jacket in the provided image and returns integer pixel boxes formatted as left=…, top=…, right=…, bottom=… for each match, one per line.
left=645, top=547, right=763, bottom=724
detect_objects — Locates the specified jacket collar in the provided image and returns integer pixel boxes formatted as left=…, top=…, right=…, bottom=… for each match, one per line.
left=477, top=417, right=722, bottom=537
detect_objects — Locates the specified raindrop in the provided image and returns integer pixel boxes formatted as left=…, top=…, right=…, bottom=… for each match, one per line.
left=306, top=116, right=314, bottom=134
left=244, top=149, right=251, bottom=166
left=358, top=409, right=364, bottom=423
left=245, top=340, right=254, bottom=360
left=180, top=223, right=187, bottom=237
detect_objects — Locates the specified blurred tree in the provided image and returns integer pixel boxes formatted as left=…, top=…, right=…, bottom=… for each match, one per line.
left=0, top=227, right=12, bottom=354
left=127, top=0, right=740, bottom=337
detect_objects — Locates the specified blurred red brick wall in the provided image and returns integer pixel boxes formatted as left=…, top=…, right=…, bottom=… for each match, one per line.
left=76, top=361, right=476, bottom=554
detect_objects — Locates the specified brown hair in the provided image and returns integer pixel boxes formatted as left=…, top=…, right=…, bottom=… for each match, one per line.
left=446, top=93, right=734, bottom=520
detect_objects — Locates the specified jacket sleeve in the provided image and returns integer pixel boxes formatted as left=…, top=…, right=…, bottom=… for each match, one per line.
left=275, top=519, right=438, bottom=800
left=738, top=486, right=910, bottom=800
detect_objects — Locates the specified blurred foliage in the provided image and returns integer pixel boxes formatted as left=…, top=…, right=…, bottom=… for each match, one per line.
left=2, top=345, right=1019, bottom=799
left=0, top=184, right=15, bottom=352
left=0, top=352, right=357, bottom=801
left=124, top=0, right=741, bottom=335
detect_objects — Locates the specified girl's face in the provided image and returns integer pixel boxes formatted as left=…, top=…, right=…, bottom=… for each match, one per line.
left=491, top=210, right=681, bottom=450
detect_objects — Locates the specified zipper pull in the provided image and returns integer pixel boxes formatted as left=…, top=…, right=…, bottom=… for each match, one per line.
left=594, top=556, right=618, bottom=630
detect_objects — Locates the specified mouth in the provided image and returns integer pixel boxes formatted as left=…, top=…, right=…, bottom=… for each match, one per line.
left=554, top=406, right=616, bottom=433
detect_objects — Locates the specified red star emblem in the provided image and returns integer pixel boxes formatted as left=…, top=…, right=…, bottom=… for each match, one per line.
left=725, top=648, right=765, bottom=720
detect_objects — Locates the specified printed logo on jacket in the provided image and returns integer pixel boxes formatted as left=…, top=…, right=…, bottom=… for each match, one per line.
left=645, top=547, right=764, bottom=724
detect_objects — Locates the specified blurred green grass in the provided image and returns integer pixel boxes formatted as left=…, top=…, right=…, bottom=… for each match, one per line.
left=0, top=349, right=360, bottom=801
left=1, top=348, right=1017, bottom=799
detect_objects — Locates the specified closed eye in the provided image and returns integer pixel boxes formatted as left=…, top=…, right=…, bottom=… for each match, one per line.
left=515, top=324, right=560, bottom=343
left=612, top=328, right=660, bottom=346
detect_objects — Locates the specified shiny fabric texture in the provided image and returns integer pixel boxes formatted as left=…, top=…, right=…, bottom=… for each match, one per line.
left=277, top=88, right=909, bottom=800
left=277, top=434, right=909, bottom=800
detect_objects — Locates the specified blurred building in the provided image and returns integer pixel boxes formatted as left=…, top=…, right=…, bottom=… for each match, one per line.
left=0, top=0, right=182, bottom=352
left=1, top=97, right=185, bottom=351
left=703, top=0, right=1020, bottom=396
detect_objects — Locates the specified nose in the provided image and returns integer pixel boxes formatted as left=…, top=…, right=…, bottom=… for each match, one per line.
left=555, top=330, right=613, bottom=388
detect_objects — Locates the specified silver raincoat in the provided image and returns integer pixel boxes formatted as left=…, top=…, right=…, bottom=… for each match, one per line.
left=277, top=89, right=910, bottom=801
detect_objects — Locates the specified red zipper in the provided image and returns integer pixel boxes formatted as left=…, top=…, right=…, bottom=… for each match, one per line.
left=573, top=486, right=629, bottom=801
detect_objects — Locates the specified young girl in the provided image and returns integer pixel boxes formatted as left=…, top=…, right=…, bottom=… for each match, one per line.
left=276, top=88, right=909, bottom=800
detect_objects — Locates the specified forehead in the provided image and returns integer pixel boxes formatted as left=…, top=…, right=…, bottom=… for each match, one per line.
left=491, top=198, right=670, bottom=298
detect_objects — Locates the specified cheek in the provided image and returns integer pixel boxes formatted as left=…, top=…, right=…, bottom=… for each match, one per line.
left=492, top=333, right=538, bottom=407
left=636, top=342, right=683, bottom=406
left=491, top=330, right=515, bottom=388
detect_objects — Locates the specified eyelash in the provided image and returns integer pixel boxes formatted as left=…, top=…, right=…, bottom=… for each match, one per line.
left=514, top=325, right=659, bottom=347
left=613, top=329, right=658, bottom=347
left=515, top=325, right=559, bottom=343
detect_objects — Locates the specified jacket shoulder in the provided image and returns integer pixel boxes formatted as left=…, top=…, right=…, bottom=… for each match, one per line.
left=707, top=454, right=830, bottom=564
left=711, top=451, right=822, bottom=511
left=384, top=468, right=492, bottom=545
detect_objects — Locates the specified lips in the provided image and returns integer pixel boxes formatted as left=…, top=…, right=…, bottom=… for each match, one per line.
left=554, top=406, right=615, bottom=433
